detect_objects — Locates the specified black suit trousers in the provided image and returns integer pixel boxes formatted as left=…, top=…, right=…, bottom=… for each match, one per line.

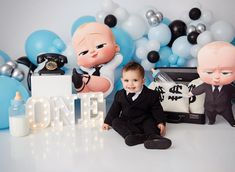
left=111, top=117, right=161, bottom=138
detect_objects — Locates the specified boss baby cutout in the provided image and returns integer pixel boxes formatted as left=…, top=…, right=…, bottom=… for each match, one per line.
left=72, top=22, right=123, bottom=97
left=191, top=41, right=235, bottom=127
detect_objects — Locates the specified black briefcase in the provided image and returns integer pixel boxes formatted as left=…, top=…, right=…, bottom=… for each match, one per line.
left=154, top=67, right=206, bottom=124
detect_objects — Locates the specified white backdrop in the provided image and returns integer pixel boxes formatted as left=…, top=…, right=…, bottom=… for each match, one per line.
left=0, top=0, right=234, bottom=59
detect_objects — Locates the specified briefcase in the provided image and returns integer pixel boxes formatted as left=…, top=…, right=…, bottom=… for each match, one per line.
left=149, top=67, right=206, bottom=124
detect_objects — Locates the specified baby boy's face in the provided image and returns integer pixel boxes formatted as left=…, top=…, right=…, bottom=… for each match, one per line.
left=121, top=70, right=145, bottom=93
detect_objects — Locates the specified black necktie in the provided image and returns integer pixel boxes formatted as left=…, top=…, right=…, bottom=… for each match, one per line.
left=127, top=93, right=135, bottom=102
left=93, top=66, right=102, bottom=76
left=213, top=86, right=219, bottom=100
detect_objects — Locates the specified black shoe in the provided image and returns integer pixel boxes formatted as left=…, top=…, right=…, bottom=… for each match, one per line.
left=208, top=120, right=215, bottom=125
left=125, top=134, right=147, bottom=146
left=144, top=134, right=172, bottom=149
left=229, top=122, right=235, bottom=127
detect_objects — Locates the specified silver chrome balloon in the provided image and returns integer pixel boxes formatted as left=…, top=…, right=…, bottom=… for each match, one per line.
left=11, top=68, right=25, bottom=82
left=148, top=15, right=160, bottom=27
left=0, top=64, right=14, bottom=77
left=6, top=60, right=17, bottom=69
left=196, top=23, right=206, bottom=33
left=155, top=11, right=163, bottom=22
left=145, top=9, right=155, bottom=19
left=187, top=25, right=197, bottom=35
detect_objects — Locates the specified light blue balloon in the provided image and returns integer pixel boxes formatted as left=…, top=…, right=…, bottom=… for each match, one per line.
left=71, top=16, right=96, bottom=36
left=159, top=46, right=172, bottom=60
left=145, top=71, right=152, bottom=86
left=162, top=17, right=171, bottom=26
left=0, top=50, right=10, bottom=63
left=112, top=27, right=135, bottom=66
left=148, top=23, right=172, bottom=46
left=172, top=36, right=193, bottom=58
left=155, top=58, right=170, bottom=67
left=25, top=30, right=66, bottom=65
left=168, top=54, right=178, bottom=65
left=0, top=76, right=29, bottom=129
left=176, top=57, right=187, bottom=67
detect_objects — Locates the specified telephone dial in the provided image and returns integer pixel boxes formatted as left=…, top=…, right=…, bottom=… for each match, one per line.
left=37, top=53, right=68, bottom=75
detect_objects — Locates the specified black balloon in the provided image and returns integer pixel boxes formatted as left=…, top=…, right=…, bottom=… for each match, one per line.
left=147, top=51, right=160, bottom=63
left=168, top=20, right=187, bottom=47
left=187, top=31, right=200, bottom=44
left=104, top=14, right=117, bottom=28
left=189, top=8, right=201, bottom=20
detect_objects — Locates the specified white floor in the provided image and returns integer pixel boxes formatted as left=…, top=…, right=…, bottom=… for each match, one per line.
left=1, top=107, right=235, bottom=172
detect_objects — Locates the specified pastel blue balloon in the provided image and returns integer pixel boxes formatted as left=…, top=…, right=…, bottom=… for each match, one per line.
left=148, top=23, right=172, bottom=46
left=71, top=16, right=96, bottom=36
left=25, top=30, right=66, bottom=65
left=176, top=57, right=187, bottom=67
left=172, top=36, right=192, bottom=58
left=112, top=27, right=135, bottom=66
left=0, top=50, right=10, bottom=62
left=168, top=54, right=178, bottom=65
left=0, top=76, right=29, bottom=129
left=231, top=37, right=235, bottom=46
left=114, top=79, right=123, bottom=92
left=144, top=71, right=152, bottom=86
left=162, top=17, right=171, bottom=26
left=155, top=58, right=170, bottom=67
left=159, top=46, right=172, bottom=60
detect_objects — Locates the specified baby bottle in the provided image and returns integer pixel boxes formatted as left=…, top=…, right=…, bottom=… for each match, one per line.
left=9, top=91, right=29, bottom=137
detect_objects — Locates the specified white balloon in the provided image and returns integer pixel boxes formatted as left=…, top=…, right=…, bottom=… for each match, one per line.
left=186, top=58, right=198, bottom=67
left=146, top=40, right=160, bottom=52
left=121, top=14, right=147, bottom=40
left=180, top=10, right=192, bottom=24
left=197, top=31, right=213, bottom=46
left=190, top=44, right=202, bottom=57
left=192, top=2, right=202, bottom=9
left=113, top=7, right=129, bottom=25
left=201, top=10, right=213, bottom=24
left=95, top=11, right=109, bottom=23
left=101, top=0, right=119, bottom=13
left=141, top=59, right=155, bottom=71
left=210, top=20, right=235, bottom=42
left=135, top=37, right=148, bottom=48
left=135, top=47, right=148, bottom=60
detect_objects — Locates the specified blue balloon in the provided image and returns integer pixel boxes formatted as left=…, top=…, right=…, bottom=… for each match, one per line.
left=0, top=50, right=10, bottom=63
left=112, top=27, right=135, bottom=66
left=155, top=58, right=170, bottom=67
left=168, top=54, right=179, bottom=65
left=71, top=16, right=96, bottom=36
left=25, top=30, right=66, bottom=65
left=159, top=46, right=172, bottom=60
left=176, top=57, right=187, bottom=67
left=162, top=17, right=171, bottom=25
left=0, top=76, right=29, bottom=129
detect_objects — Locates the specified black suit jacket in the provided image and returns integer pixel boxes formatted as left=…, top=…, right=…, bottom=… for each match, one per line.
left=104, top=85, right=166, bottom=125
left=192, top=83, right=235, bottom=112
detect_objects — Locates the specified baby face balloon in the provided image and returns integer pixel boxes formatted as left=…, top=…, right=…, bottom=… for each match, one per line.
left=72, top=22, right=120, bottom=68
left=197, top=41, right=235, bottom=86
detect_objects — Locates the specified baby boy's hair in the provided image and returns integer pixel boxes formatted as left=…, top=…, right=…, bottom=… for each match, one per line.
left=122, top=61, right=145, bottom=78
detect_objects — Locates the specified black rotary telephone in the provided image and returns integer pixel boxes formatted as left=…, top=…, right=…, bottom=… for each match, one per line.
left=37, top=53, right=68, bottom=75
